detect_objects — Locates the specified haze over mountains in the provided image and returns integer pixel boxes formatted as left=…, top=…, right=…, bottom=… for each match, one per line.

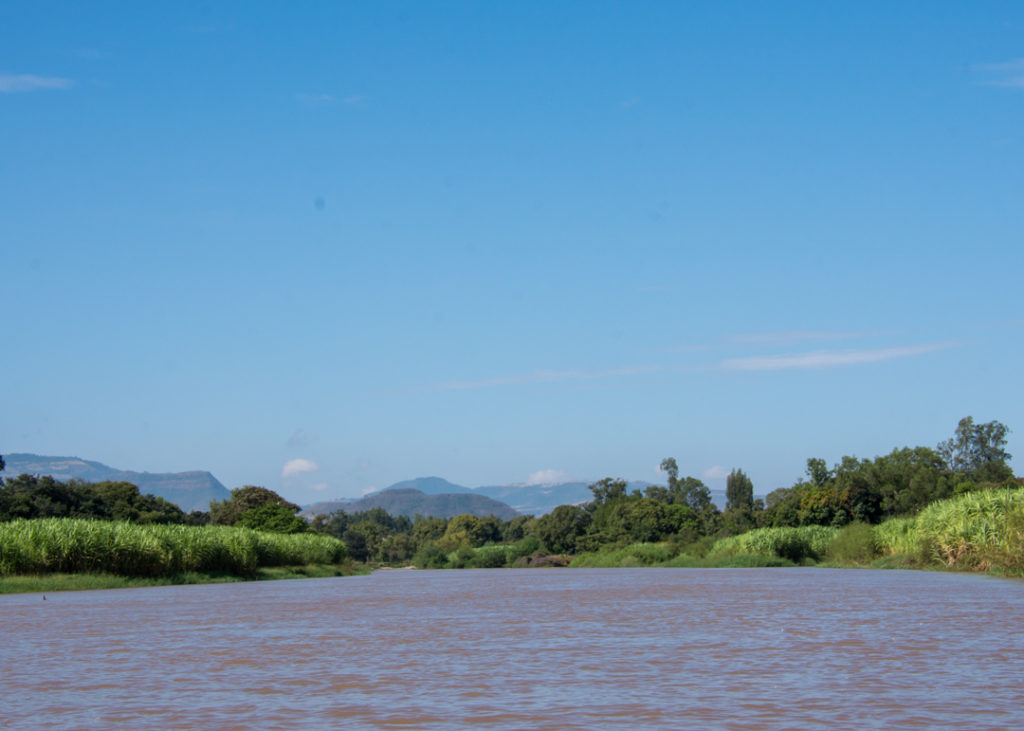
left=1, top=453, right=231, bottom=513
left=301, top=476, right=726, bottom=518
left=4, top=454, right=730, bottom=518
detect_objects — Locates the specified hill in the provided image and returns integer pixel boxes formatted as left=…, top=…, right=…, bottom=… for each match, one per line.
left=1, top=453, right=231, bottom=513
left=326, top=488, right=519, bottom=521
left=476, top=481, right=665, bottom=516
left=382, top=476, right=474, bottom=494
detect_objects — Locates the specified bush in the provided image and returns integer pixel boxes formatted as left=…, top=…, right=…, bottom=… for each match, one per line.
left=708, top=526, right=837, bottom=563
left=411, top=542, right=448, bottom=569
left=470, top=545, right=509, bottom=568
left=826, top=522, right=879, bottom=564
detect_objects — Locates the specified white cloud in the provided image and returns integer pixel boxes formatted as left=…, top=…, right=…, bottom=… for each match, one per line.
left=702, top=465, right=729, bottom=480
left=526, top=469, right=570, bottom=485
left=282, top=458, right=319, bottom=479
left=0, top=74, right=73, bottom=93
left=720, top=342, right=958, bottom=372
left=310, top=481, right=329, bottom=492
left=973, top=59, right=1024, bottom=88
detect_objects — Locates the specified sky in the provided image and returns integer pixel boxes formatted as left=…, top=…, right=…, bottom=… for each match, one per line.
left=2, top=1, right=1022, bottom=505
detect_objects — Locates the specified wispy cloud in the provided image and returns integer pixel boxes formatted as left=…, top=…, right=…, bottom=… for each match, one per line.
left=725, top=329, right=891, bottom=347
left=664, top=343, right=711, bottom=353
left=0, top=73, right=73, bottom=93
left=286, top=428, right=311, bottom=448
left=295, top=92, right=335, bottom=104
left=432, top=365, right=664, bottom=391
left=720, top=342, right=959, bottom=372
left=282, top=458, right=319, bottom=479
left=973, top=59, right=1024, bottom=89
left=526, top=469, right=570, bottom=485
left=702, top=465, right=729, bottom=480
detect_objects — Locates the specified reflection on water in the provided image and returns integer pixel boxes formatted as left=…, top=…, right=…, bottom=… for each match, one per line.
left=3, top=568, right=1023, bottom=729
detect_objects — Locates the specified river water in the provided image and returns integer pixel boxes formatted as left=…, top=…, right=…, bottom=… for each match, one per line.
left=2, top=568, right=1023, bottom=730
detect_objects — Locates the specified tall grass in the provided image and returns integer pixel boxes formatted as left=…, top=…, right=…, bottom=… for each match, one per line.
left=708, top=525, right=838, bottom=563
left=570, top=542, right=674, bottom=568
left=0, top=519, right=347, bottom=578
left=876, top=487, right=1024, bottom=572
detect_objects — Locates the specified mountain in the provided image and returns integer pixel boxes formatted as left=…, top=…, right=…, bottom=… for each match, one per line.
left=476, top=481, right=657, bottom=516
left=324, top=487, right=519, bottom=521
left=301, top=498, right=354, bottom=517
left=382, top=476, right=474, bottom=494
left=1, top=453, right=231, bottom=513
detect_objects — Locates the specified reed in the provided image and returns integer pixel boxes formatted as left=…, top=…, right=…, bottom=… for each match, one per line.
left=0, top=519, right=347, bottom=578
left=708, top=525, right=838, bottom=563
left=876, top=487, right=1024, bottom=571
left=570, top=542, right=673, bottom=568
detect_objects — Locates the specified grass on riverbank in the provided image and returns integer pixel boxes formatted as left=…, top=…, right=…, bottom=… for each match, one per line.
left=0, top=563, right=366, bottom=595
left=564, top=488, right=1024, bottom=576
left=0, top=518, right=350, bottom=579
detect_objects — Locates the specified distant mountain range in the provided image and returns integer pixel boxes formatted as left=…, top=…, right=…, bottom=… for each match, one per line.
left=302, top=487, right=520, bottom=521
left=1, top=453, right=231, bottom=513
left=3, top=454, right=731, bottom=519
left=302, top=476, right=726, bottom=519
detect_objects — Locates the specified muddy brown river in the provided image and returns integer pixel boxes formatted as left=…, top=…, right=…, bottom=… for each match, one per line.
left=3, top=568, right=1023, bottom=729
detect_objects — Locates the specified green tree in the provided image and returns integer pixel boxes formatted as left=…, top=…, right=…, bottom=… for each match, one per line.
left=938, top=417, right=1013, bottom=483
left=532, top=504, right=591, bottom=554
left=587, top=478, right=629, bottom=509
left=238, top=503, right=308, bottom=533
left=725, top=469, right=754, bottom=512
left=439, top=514, right=494, bottom=552
left=209, top=486, right=301, bottom=526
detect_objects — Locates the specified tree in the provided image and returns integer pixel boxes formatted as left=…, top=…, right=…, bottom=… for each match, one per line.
left=532, top=504, right=591, bottom=554
left=587, top=478, right=628, bottom=509
left=725, top=469, right=754, bottom=512
left=238, top=503, right=308, bottom=533
left=938, top=417, right=1013, bottom=483
left=209, top=486, right=301, bottom=526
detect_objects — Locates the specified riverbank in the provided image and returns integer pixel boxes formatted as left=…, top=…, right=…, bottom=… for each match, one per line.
left=0, top=563, right=367, bottom=595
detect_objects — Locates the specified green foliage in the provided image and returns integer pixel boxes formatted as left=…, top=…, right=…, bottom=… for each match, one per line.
left=902, top=487, right=1024, bottom=569
left=825, top=522, right=879, bottom=564
left=238, top=503, right=308, bottom=534
left=439, top=513, right=501, bottom=552
left=209, top=486, right=300, bottom=526
left=0, top=475, right=188, bottom=523
left=726, top=469, right=754, bottom=512
left=0, top=518, right=346, bottom=577
left=708, top=525, right=838, bottom=563
left=938, top=417, right=1013, bottom=483
left=570, top=542, right=672, bottom=568
left=411, top=541, right=448, bottom=569
left=507, top=535, right=541, bottom=560
left=532, top=504, right=591, bottom=554
left=468, top=545, right=510, bottom=568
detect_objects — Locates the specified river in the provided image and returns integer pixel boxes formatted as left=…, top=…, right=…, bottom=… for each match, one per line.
left=2, top=568, right=1023, bottom=729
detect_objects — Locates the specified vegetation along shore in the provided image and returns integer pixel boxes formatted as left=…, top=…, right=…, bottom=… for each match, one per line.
left=1, top=417, right=1021, bottom=593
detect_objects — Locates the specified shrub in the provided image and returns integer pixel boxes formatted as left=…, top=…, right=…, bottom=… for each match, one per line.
left=708, top=526, right=837, bottom=563
left=826, top=522, right=879, bottom=564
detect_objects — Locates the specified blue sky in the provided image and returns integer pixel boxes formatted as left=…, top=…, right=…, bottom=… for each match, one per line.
left=3, top=1, right=1022, bottom=505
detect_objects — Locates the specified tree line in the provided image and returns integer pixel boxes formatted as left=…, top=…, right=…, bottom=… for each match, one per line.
left=1, top=417, right=1016, bottom=568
